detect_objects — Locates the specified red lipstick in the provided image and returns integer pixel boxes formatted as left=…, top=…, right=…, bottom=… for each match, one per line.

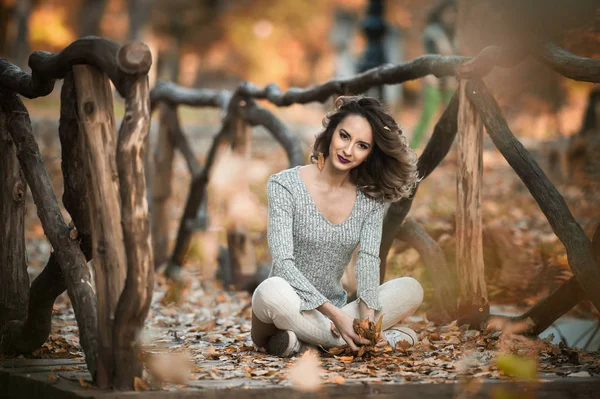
left=337, top=154, right=350, bottom=164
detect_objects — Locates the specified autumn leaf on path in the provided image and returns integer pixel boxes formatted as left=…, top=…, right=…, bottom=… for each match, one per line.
left=288, top=349, right=323, bottom=392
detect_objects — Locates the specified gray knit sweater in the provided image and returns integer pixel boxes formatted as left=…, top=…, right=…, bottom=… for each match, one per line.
left=267, top=166, right=385, bottom=312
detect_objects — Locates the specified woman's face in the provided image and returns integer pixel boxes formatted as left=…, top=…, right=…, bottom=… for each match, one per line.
left=328, top=114, right=374, bottom=172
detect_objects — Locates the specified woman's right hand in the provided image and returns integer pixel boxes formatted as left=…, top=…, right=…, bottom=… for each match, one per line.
left=331, top=310, right=370, bottom=351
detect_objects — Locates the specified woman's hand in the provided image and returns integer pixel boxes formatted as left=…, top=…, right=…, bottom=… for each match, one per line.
left=331, top=310, right=371, bottom=351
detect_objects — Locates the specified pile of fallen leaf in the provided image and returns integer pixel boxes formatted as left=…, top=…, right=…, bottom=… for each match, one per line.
left=6, top=271, right=599, bottom=392
left=325, top=316, right=388, bottom=359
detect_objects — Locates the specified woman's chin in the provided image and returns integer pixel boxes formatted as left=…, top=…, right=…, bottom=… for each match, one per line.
left=332, top=160, right=353, bottom=171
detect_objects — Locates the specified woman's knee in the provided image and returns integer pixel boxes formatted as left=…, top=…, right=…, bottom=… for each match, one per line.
left=385, top=277, right=424, bottom=309
left=252, top=276, right=294, bottom=323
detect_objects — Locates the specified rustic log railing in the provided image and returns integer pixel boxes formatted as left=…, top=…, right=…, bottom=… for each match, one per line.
left=150, top=40, right=600, bottom=329
left=0, top=37, right=153, bottom=390
left=149, top=84, right=304, bottom=285
left=1, top=35, right=599, bottom=392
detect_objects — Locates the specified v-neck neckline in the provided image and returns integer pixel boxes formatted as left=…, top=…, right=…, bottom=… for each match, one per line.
left=295, top=166, right=359, bottom=226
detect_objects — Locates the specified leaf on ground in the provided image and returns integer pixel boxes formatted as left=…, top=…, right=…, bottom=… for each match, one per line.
left=326, top=375, right=346, bottom=384
left=496, top=353, right=537, bottom=381
left=134, top=376, right=150, bottom=391
left=288, top=349, right=323, bottom=392
left=79, top=376, right=93, bottom=388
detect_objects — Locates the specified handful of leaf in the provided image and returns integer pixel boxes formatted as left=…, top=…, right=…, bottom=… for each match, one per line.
left=353, top=315, right=383, bottom=344
left=325, top=315, right=386, bottom=359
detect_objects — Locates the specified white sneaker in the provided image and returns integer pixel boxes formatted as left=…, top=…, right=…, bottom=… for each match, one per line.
left=266, top=330, right=303, bottom=357
left=383, top=326, right=418, bottom=350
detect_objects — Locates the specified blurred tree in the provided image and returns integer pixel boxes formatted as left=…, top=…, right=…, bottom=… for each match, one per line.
left=127, top=0, right=151, bottom=41
left=12, top=0, right=35, bottom=67
left=456, top=0, right=599, bottom=136
left=79, top=0, right=108, bottom=37
left=0, top=0, right=14, bottom=57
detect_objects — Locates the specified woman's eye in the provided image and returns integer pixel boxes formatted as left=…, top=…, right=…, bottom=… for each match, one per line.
left=340, top=132, right=348, bottom=139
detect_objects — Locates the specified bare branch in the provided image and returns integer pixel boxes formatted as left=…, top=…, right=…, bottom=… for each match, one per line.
left=163, top=105, right=201, bottom=176
left=457, top=46, right=526, bottom=79
left=238, top=56, right=467, bottom=106
left=238, top=98, right=304, bottom=167
left=534, top=42, right=600, bottom=83
left=150, top=81, right=231, bottom=112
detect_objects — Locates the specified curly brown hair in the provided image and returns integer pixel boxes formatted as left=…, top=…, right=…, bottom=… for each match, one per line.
left=310, top=96, right=419, bottom=203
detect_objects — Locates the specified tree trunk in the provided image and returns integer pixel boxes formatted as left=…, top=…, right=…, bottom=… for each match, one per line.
left=126, top=0, right=151, bottom=41
left=0, top=94, right=28, bottom=328
left=11, top=0, right=32, bottom=68
left=456, top=80, right=489, bottom=328
left=151, top=104, right=175, bottom=270
left=227, top=112, right=256, bottom=287
left=113, top=42, right=154, bottom=390
left=79, top=0, right=108, bottom=37
left=0, top=2, right=13, bottom=57
left=73, top=64, right=127, bottom=388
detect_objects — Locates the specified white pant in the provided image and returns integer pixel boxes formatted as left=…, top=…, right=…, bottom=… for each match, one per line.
left=252, top=276, right=424, bottom=348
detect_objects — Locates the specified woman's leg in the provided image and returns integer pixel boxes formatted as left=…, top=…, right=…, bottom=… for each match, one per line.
left=341, top=277, right=424, bottom=331
left=252, top=277, right=344, bottom=348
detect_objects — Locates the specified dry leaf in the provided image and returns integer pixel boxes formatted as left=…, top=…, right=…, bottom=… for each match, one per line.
left=317, top=152, right=325, bottom=170
left=374, top=315, right=383, bottom=339
left=79, top=376, right=93, bottom=389
left=326, top=375, right=346, bottom=384
left=134, top=376, right=149, bottom=391
left=288, top=349, right=323, bottom=392
left=48, top=374, right=57, bottom=381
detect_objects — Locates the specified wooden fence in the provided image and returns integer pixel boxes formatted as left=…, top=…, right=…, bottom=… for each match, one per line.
left=0, top=35, right=599, bottom=390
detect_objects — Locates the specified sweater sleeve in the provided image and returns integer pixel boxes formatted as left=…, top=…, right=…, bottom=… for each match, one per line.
left=267, top=176, right=329, bottom=311
left=355, top=200, right=385, bottom=311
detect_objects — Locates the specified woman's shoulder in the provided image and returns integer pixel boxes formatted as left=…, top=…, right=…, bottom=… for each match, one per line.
left=359, top=190, right=386, bottom=212
left=268, top=166, right=302, bottom=191
left=269, top=166, right=299, bottom=182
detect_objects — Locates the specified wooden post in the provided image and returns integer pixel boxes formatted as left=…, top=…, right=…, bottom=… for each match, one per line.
left=1, top=87, right=98, bottom=379
left=151, top=103, right=175, bottom=269
left=456, top=80, right=489, bottom=328
left=227, top=108, right=256, bottom=286
left=112, top=41, right=153, bottom=390
left=0, top=99, right=28, bottom=327
left=73, top=64, right=127, bottom=388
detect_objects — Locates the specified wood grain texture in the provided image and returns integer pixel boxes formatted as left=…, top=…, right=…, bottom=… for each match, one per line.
left=73, top=64, right=126, bottom=388
left=456, top=80, right=488, bottom=327
left=0, top=87, right=97, bottom=378
left=113, top=69, right=154, bottom=389
left=151, top=103, right=175, bottom=270
left=0, top=93, right=28, bottom=329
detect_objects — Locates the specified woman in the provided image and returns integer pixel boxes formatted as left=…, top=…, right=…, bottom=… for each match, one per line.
left=252, top=96, right=424, bottom=357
